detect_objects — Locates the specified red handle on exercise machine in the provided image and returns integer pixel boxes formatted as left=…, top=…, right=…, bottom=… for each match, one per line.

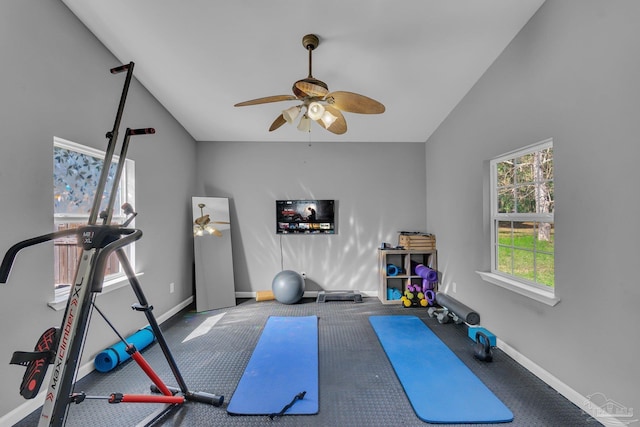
left=109, top=393, right=184, bottom=404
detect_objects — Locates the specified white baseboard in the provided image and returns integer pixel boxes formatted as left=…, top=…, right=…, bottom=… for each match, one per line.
left=0, top=296, right=194, bottom=426
left=234, top=291, right=256, bottom=298
left=497, top=338, right=628, bottom=426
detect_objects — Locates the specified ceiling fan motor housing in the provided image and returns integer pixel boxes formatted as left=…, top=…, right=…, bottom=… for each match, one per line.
left=302, top=34, right=319, bottom=50
left=292, top=78, right=328, bottom=99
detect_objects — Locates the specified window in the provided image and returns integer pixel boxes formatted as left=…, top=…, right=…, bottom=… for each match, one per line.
left=53, top=137, right=135, bottom=299
left=482, top=139, right=555, bottom=302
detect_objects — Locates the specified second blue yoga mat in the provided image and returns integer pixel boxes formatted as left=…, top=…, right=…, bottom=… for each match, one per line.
left=227, top=316, right=318, bottom=415
left=370, top=315, right=513, bottom=424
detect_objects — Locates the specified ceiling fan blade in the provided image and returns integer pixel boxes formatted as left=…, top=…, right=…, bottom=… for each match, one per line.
left=316, top=105, right=347, bottom=135
left=212, top=228, right=223, bottom=237
left=234, top=95, right=297, bottom=107
left=212, top=221, right=231, bottom=224
left=269, top=114, right=287, bottom=132
left=295, top=81, right=329, bottom=98
left=325, top=91, right=385, bottom=114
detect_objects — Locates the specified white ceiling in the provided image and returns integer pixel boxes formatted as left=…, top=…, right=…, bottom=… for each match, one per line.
left=62, top=0, right=545, bottom=143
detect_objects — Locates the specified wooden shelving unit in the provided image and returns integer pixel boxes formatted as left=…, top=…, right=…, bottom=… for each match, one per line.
left=378, top=249, right=438, bottom=305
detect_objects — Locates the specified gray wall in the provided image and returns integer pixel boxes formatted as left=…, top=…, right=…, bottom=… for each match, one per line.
left=426, top=0, right=639, bottom=415
left=195, top=141, right=427, bottom=294
left=0, top=0, right=198, bottom=418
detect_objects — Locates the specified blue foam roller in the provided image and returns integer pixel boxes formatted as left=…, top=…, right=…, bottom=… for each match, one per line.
left=386, top=264, right=400, bottom=276
left=94, top=326, right=155, bottom=373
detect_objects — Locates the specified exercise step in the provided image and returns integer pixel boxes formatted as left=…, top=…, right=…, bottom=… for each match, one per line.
left=316, top=290, right=363, bottom=303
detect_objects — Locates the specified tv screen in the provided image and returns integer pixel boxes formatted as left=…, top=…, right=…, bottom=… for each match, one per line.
left=276, top=200, right=336, bottom=234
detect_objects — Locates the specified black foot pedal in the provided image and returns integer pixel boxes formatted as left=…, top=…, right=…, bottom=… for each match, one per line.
left=10, top=327, right=58, bottom=399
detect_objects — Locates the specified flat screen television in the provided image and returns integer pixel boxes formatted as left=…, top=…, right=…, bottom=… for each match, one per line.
left=276, top=199, right=336, bottom=234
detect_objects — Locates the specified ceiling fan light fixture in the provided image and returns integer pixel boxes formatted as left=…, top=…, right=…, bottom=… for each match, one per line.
left=297, top=114, right=311, bottom=132
left=282, top=105, right=301, bottom=124
left=194, top=203, right=222, bottom=237
left=307, top=102, right=325, bottom=120
left=320, top=110, right=338, bottom=128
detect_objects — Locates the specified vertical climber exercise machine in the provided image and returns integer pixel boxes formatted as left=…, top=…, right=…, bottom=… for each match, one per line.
left=0, top=62, right=223, bottom=427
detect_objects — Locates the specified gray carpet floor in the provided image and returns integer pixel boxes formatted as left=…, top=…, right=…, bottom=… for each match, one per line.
left=15, top=297, right=600, bottom=426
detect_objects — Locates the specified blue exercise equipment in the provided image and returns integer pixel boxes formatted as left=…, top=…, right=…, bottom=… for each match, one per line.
left=94, top=326, right=155, bottom=372
left=386, top=264, right=400, bottom=276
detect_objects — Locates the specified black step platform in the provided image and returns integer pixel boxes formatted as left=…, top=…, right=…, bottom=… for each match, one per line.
left=316, top=290, right=363, bottom=303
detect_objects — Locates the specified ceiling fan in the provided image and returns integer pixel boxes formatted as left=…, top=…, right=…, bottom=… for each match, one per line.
left=234, top=34, right=385, bottom=135
left=193, top=203, right=229, bottom=237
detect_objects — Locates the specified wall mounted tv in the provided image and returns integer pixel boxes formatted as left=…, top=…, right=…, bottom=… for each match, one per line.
left=276, top=200, right=336, bottom=234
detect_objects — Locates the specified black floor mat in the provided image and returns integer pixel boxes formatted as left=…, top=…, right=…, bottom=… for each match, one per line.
left=14, top=297, right=599, bottom=426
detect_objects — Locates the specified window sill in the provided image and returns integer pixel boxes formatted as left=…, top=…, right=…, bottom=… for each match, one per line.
left=47, top=272, right=144, bottom=311
left=476, top=271, right=560, bottom=307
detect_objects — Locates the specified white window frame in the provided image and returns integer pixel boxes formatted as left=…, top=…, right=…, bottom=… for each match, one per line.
left=477, top=138, right=559, bottom=306
left=50, top=137, right=137, bottom=309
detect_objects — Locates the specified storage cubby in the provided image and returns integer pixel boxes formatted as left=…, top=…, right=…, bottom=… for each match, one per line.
left=378, top=249, right=438, bottom=305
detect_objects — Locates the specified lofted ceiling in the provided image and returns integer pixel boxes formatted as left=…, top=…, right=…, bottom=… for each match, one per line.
left=62, top=0, right=545, bottom=143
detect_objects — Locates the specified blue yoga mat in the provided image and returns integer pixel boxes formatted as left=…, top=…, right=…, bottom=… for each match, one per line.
left=369, top=315, right=513, bottom=424
left=227, top=316, right=318, bottom=415
left=94, top=326, right=155, bottom=373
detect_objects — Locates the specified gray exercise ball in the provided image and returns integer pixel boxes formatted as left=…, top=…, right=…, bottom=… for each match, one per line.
left=272, top=270, right=305, bottom=304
